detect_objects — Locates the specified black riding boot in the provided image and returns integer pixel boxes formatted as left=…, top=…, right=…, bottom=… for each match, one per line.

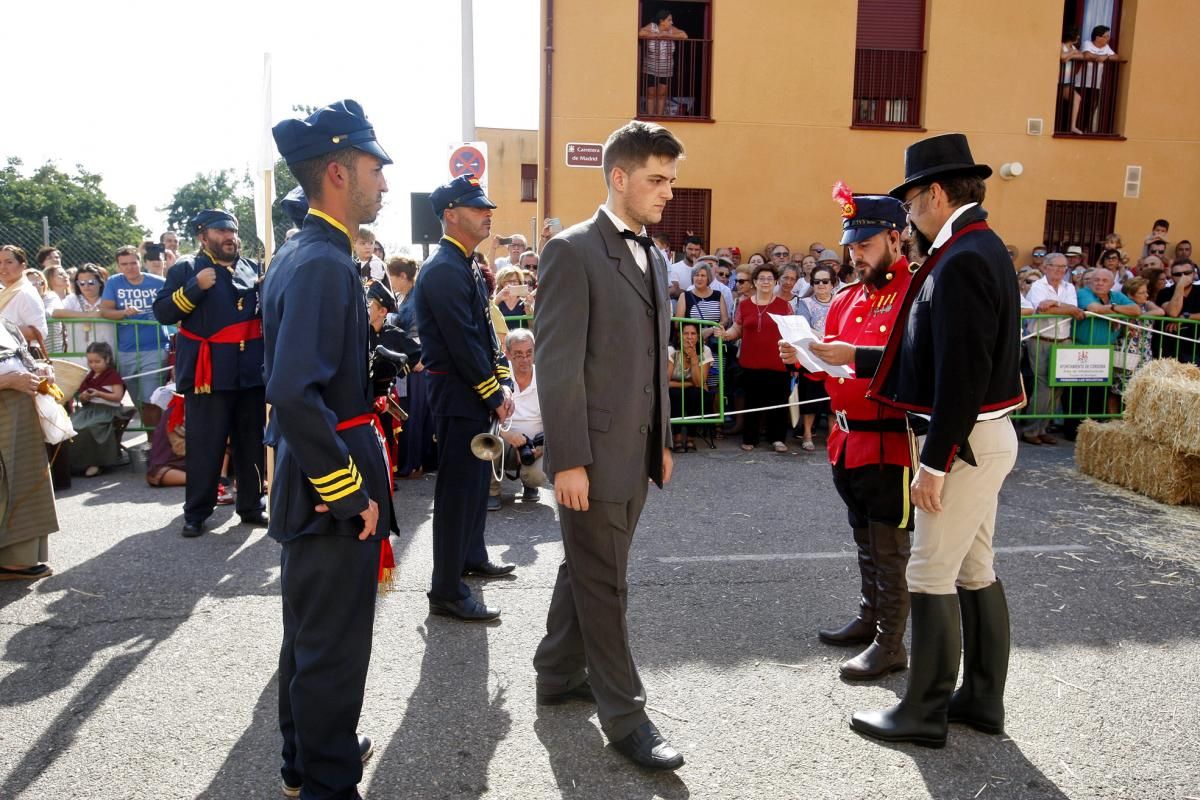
left=948, top=580, right=1010, bottom=734
left=840, top=522, right=910, bottom=680
left=819, top=527, right=876, bottom=646
left=850, top=592, right=960, bottom=748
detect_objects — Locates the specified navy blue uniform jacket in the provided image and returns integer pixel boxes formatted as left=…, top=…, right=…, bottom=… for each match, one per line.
left=152, top=250, right=265, bottom=392
left=411, top=236, right=513, bottom=419
left=261, top=212, right=392, bottom=542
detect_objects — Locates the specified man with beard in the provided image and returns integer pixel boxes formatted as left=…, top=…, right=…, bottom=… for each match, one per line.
left=153, top=209, right=267, bottom=537
left=413, top=174, right=516, bottom=622
left=265, top=99, right=394, bottom=799
left=814, top=133, right=1023, bottom=749
left=533, top=120, right=683, bottom=770
left=783, top=188, right=914, bottom=681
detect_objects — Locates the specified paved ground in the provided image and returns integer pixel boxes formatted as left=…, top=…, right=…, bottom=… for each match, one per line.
left=1, top=432, right=1198, bottom=800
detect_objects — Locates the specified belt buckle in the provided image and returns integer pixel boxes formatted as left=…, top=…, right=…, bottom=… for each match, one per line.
left=835, top=410, right=849, bottom=433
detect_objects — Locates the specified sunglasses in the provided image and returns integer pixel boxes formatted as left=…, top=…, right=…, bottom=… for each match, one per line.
left=1032, top=252, right=1046, bottom=257
left=1024, top=279, right=1038, bottom=285
left=735, top=278, right=750, bottom=284
left=1173, top=271, right=1192, bottom=278
left=772, top=251, right=788, bottom=258
left=812, top=278, right=833, bottom=285
left=77, top=279, right=99, bottom=286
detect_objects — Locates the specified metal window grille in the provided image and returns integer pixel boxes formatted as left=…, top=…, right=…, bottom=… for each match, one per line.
left=648, top=188, right=711, bottom=256
left=1043, top=199, right=1117, bottom=260
left=636, top=0, right=712, bottom=121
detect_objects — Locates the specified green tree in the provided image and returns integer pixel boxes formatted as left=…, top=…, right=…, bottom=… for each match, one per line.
left=161, top=160, right=297, bottom=261
left=0, top=157, right=147, bottom=267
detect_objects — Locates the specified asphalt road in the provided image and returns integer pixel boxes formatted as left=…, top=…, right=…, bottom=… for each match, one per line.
left=1, top=434, right=1197, bottom=800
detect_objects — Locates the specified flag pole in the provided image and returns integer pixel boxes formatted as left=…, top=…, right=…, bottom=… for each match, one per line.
left=257, top=52, right=276, bottom=269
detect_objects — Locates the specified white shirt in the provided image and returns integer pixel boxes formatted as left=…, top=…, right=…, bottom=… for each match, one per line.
left=1025, top=277, right=1077, bottom=339
left=1076, top=41, right=1116, bottom=88
left=669, top=260, right=694, bottom=290
left=508, top=368, right=542, bottom=439
left=0, top=282, right=49, bottom=340
left=599, top=204, right=647, bottom=273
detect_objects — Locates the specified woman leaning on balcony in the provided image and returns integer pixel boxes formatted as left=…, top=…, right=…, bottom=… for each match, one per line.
left=639, top=9, right=687, bottom=117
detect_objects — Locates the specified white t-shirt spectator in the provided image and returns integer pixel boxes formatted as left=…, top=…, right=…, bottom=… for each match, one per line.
left=62, top=293, right=117, bottom=361
left=1025, top=277, right=1077, bottom=339
left=508, top=369, right=542, bottom=440
left=0, top=281, right=49, bottom=341
left=669, top=260, right=694, bottom=293
left=1076, top=41, right=1116, bottom=88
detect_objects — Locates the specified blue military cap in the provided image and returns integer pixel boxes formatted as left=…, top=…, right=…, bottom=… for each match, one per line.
left=190, top=209, right=239, bottom=235
left=281, top=186, right=309, bottom=228
left=833, top=182, right=907, bottom=245
left=430, top=174, right=497, bottom=217
left=272, top=99, right=393, bottom=167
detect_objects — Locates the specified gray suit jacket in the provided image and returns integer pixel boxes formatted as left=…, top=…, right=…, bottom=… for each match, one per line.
left=535, top=209, right=671, bottom=503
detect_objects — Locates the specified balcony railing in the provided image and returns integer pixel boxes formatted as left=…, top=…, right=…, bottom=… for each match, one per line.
left=852, top=48, right=924, bottom=129
left=1054, top=59, right=1126, bottom=137
left=637, top=37, right=712, bottom=121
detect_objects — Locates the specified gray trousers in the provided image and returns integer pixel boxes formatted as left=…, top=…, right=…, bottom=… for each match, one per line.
left=1025, top=337, right=1063, bottom=436
left=534, top=468, right=650, bottom=742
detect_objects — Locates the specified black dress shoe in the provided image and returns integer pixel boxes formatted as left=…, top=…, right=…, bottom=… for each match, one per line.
left=537, top=679, right=596, bottom=706
left=181, top=521, right=206, bottom=538
left=239, top=510, right=269, bottom=526
left=428, top=595, right=501, bottom=621
left=611, top=721, right=684, bottom=770
left=282, top=734, right=374, bottom=797
left=462, top=560, right=516, bottom=578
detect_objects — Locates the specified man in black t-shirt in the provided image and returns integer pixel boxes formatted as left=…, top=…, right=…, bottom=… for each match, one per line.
left=1156, top=259, right=1200, bottom=363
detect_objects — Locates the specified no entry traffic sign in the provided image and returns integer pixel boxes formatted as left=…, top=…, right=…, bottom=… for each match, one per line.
left=449, top=144, right=487, bottom=178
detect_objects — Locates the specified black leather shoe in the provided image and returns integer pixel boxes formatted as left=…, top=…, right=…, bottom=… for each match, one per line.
left=282, top=734, right=374, bottom=797
left=537, top=679, right=596, bottom=706
left=611, top=721, right=684, bottom=770
left=239, top=510, right=269, bottom=526
left=429, top=595, right=501, bottom=621
left=462, top=560, right=516, bottom=578
left=181, top=520, right=206, bottom=538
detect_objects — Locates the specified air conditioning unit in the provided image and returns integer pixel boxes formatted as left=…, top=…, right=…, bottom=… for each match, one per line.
left=1124, top=166, right=1142, bottom=198
left=1027, top=118, right=1044, bottom=136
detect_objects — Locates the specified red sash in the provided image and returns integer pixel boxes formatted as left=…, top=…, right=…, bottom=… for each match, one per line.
left=178, top=319, right=263, bottom=394
left=335, top=412, right=395, bottom=590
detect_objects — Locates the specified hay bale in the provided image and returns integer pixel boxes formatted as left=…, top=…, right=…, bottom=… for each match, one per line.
left=1124, top=359, right=1200, bottom=453
left=1075, top=419, right=1200, bottom=505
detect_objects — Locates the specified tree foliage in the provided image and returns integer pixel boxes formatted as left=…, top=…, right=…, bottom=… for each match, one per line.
left=161, top=159, right=298, bottom=260
left=0, top=157, right=147, bottom=267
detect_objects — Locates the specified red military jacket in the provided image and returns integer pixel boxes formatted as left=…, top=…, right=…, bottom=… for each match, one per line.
left=820, top=259, right=914, bottom=469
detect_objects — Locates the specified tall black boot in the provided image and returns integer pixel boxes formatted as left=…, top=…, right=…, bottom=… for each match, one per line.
left=819, top=527, right=876, bottom=646
left=840, top=523, right=911, bottom=680
left=850, top=592, right=960, bottom=748
left=948, top=580, right=1010, bottom=735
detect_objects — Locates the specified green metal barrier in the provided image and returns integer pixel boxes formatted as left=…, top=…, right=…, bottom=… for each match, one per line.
left=1014, top=312, right=1200, bottom=421
left=669, top=316, right=725, bottom=425
left=45, top=315, right=170, bottom=432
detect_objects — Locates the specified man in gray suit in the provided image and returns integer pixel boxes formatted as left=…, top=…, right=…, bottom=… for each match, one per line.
left=533, top=120, right=685, bottom=771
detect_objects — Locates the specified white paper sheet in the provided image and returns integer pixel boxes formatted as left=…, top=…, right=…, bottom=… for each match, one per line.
left=770, top=313, right=855, bottom=378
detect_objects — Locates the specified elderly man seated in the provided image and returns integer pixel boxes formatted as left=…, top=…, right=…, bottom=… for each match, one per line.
left=488, top=328, right=545, bottom=510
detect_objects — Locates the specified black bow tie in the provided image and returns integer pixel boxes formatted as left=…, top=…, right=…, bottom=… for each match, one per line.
left=620, top=229, right=655, bottom=253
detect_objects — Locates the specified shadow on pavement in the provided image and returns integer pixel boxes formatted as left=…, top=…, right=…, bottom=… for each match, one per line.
left=0, top=521, right=277, bottom=798
left=193, top=673, right=279, bottom=799
left=368, top=612, right=510, bottom=798
left=533, top=711, right=690, bottom=800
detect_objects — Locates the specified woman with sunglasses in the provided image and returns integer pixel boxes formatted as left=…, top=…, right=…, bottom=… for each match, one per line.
left=52, top=264, right=114, bottom=365
left=792, top=266, right=837, bottom=451
left=720, top=264, right=792, bottom=453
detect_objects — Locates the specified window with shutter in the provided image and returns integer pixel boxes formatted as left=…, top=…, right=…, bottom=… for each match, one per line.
left=521, top=164, right=537, bottom=203
left=636, top=0, right=713, bottom=121
left=648, top=188, right=712, bottom=257
left=852, top=0, right=926, bottom=129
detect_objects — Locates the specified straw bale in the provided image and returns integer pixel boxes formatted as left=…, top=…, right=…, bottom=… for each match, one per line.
left=1123, top=358, right=1200, bottom=454
left=1075, top=419, right=1200, bottom=505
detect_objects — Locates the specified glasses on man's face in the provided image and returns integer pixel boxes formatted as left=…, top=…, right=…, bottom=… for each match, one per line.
left=77, top=279, right=99, bottom=286
left=1173, top=271, right=1192, bottom=278
left=735, top=278, right=750, bottom=284
left=812, top=278, right=833, bottom=285
left=772, top=251, right=788, bottom=259
left=1032, top=252, right=1046, bottom=258
left=716, top=271, right=729, bottom=279
left=756, top=274, right=776, bottom=282
left=900, top=186, right=931, bottom=214
left=1152, top=249, right=1167, bottom=256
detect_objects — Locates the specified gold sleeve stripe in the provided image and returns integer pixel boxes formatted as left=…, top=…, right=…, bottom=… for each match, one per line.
left=317, top=473, right=361, bottom=498
left=310, top=458, right=358, bottom=488
left=475, top=380, right=500, bottom=397
left=173, top=288, right=195, bottom=312
left=320, top=473, right=363, bottom=503
left=474, top=376, right=499, bottom=391
left=480, top=383, right=501, bottom=399
left=494, top=367, right=511, bottom=377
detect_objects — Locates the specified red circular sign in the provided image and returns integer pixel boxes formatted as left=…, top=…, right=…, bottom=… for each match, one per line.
left=449, top=145, right=486, bottom=178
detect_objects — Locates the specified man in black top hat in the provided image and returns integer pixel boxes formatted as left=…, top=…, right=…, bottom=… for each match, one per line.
left=266, top=99, right=395, bottom=800
left=412, top=174, right=516, bottom=622
left=816, top=133, right=1023, bottom=749
left=152, top=208, right=267, bottom=538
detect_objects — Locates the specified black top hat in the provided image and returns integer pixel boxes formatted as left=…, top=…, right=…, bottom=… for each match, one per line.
left=889, top=133, right=992, bottom=200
